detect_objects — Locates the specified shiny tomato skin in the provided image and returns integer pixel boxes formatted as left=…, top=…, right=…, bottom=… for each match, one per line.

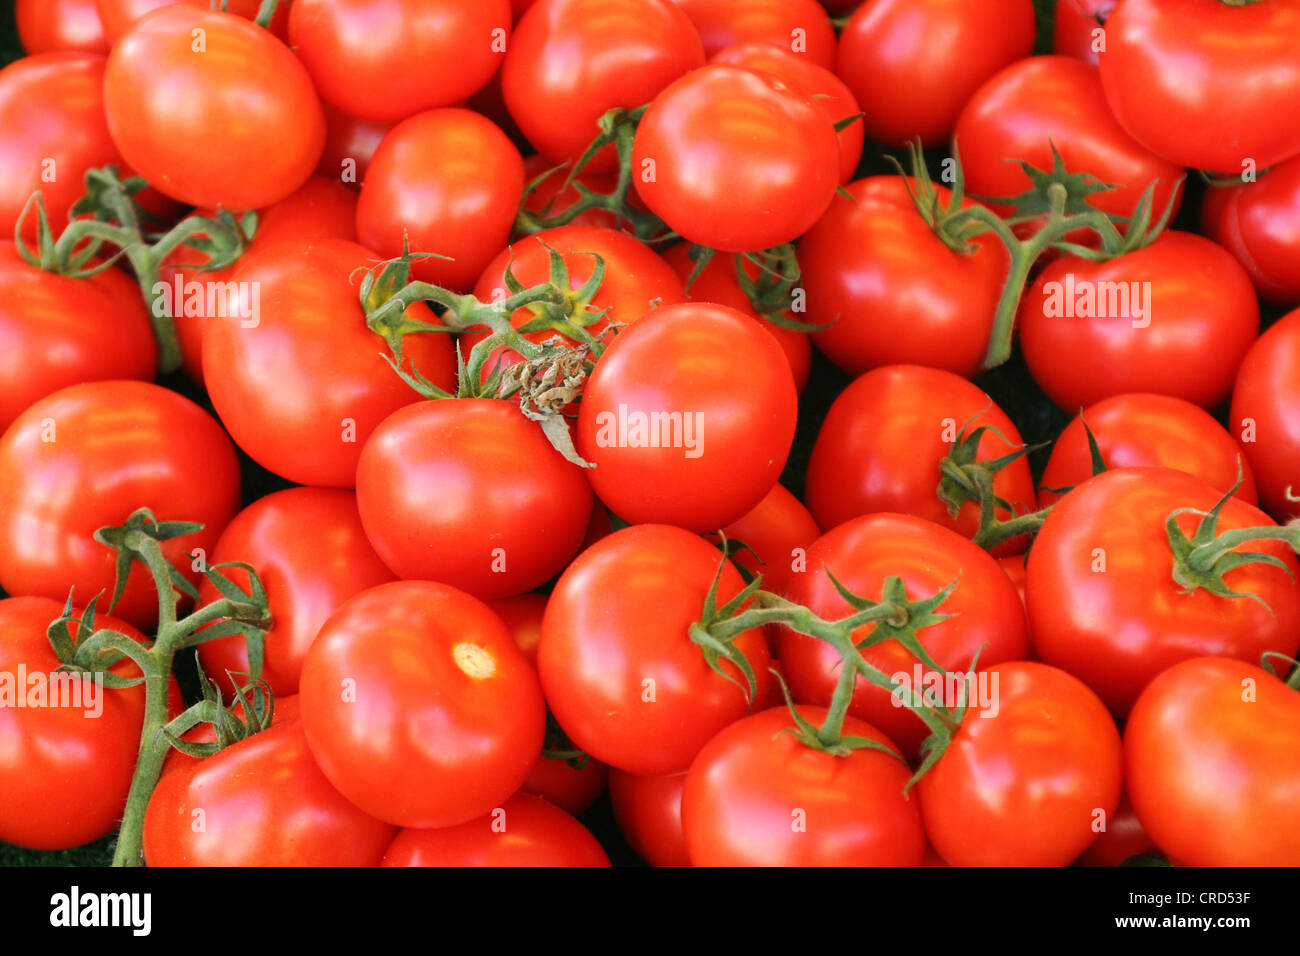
left=381, top=793, right=610, bottom=867
left=95, top=0, right=290, bottom=44
left=356, top=109, right=524, bottom=292
left=683, top=705, right=926, bottom=866
left=1125, top=657, right=1300, bottom=867
left=1027, top=467, right=1300, bottom=717
left=575, top=303, right=798, bottom=532
left=631, top=65, right=840, bottom=253
left=715, top=482, right=820, bottom=600
left=918, top=662, right=1123, bottom=867
left=143, top=719, right=397, bottom=866
left=1099, top=0, right=1300, bottom=173
left=608, top=769, right=690, bottom=867
left=836, top=0, right=1036, bottom=147
left=17, top=0, right=107, bottom=54
left=356, top=399, right=594, bottom=601
left=0, top=381, right=240, bottom=630
left=202, top=238, right=456, bottom=488
left=1202, top=155, right=1300, bottom=306
left=317, top=105, right=393, bottom=188
left=103, top=7, right=324, bottom=210
left=1053, top=0, right=1116, bottom=64
left=289, top=0, right=511, bottom=123
left=539, top=525, right=771, bottom=775
left=503, top=0, right=705, bottom=172
left=1019, top=231, right=1258, bottom=412
left=1231, top=308, right=1300, bottom=520
left=521, top=754, right=609, bottom=817
left=799, top=177, right=1008, bottom=379
left=673, top=0, right=837, bottom=68
left=300, top=581, right=547, bottom=829
left=1039, top=393, right=1257, bottom=507
left=805, top=365, right=1037, bottom=552
left=489, top=593, right=549, bottom=668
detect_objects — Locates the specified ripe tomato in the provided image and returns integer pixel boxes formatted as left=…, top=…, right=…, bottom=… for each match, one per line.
left=672, top=0, right=837, bottom=69
left=631, top=65, right=839, bottom=252
left=1202, top=154, right=1300, bottom=306
left=317, top=105, right=393, bottom=189
left=0, top=596, right=149, bottom=850
left=521, top=754, right=609, bottom=817
left=1019, top=231, right=1259, bottom=412
left=381, top=794, right=610, bottom=867
left=835, top=0, right=1036, bottom=147
left=503, top=0, right=704, bottom=172
left=1231, top=308, right=1300, bottom=521
left=95, top=0, right=291, bottom=45
left=575, top=303, right=797, bottom=532
left=715, top=482, right=819, bottom=600
left=799, top=177, right=1008, bottom=379
left=356, top=399, right=594, bottom=600
left=1075, top=792, right=1155, bottom=867
left=918, top=662, right=1123, bottom=866
left=1099, top=0, right=1300, bottom=173
left=1053, top=0, right=1116, bottom=64
left=805, top=365, right=1037, bottom=551
left=519, top=155, right=622, bottom=230
left=489, top=593, right=549, bottom=667
left=1126, top=657, right=1300, bottom=867
left=17, top=0, right=107, bottom=54
left=539, top=525, right=771, bottom=775
left=608, top=769, right=690, bottom=867
left=1039, top=393, right=1257, bottom=507
left=0, top=381, right=240, bottom=630
left=1027, top=467, right=1300, bottom=717
left=202, top=238, right=456, bottom=488
left=682, top=705, right=926, bottom=866
left=143, top=719, right=397, bottom=866
left=289, top=0, right=511, bottom=123
left=300, top=581, right=546, bottom=828
left=778, top=514, right=1029, bottom=759
left=356, top=109, right=524, bottom=292
left=0, top=242, right=157, bottom=434
left=195, top=488, right=396, bottom=700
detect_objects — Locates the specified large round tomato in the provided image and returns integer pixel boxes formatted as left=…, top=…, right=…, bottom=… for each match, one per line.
left=682, top=705, right=926, bottom=866
left=539, top=525, right=771, bottom=775
left=17, top=0, right=107, bottom=54
left=202, top=238, right=456, bottom=488
left=608, top=769, right=690, bottom=867
left=103, top=7, right=323, bottom=210
left=1231, top=308, right=1300, bottom=521
left=672, top=0, right=837, bottom=68
left=575, top=302, right=797, bottom=532
left=1027, top=467, right=1300, bottom=716
left=300, top=581, right=546, bottom=828
left=631, top=65, right=839, bottom=252
left=835, top=0, right=1036, bottom=147
left=1053, top=0, right=1116, bottom=64
left=0, top=381, right=240, bottom=630
left=1099, top=0, right=1300, bottom=173
left=1126, top=657, right=1300, bottom=867
left=1019, top=231, right=1258, bottom=412
left=1202, top=154, right=1300, bottom=306
left=918, top=662, right=1123, bottom=866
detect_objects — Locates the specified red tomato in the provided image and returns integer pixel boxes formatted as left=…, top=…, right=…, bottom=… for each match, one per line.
left=575, top=303, right=798, bottom=532
left=1019, top=231, right=1259, bottom=412
left=95, top=0, right=291, bottom=44
left=356, top=109, right=524, bottom=291
left=918, top=662, right=1123, bottom=866
left=521, top=753, right=609, bottom=817
left=672, top=0, right=837, bottom=69
left=1039, top=393, right=1257, bottom=507
left=715, top=482, right=820, bottom=599
left=804, top=365, right=1037, bottom=552
left=799, top=177, right=1009, bottom=379
left=1053, top=0, right=1116, bottom=64
left=1076, top=792, right=1156, bottom=867
left=608, top=769, right=690, bottom=867
left=1099, top=0, right=1300, bottom=173
left=195, top=488, right=396, bottom=700
left=381, top=793, right=610, bottom=867
left=0, top=242, right=157, bottom=434
left=997, top=554, right=1028, bottom=610
left=631, top=65, right=839, bottom=252
left=17, top=0, right=107, bottom=54
left=0, top=596, right=150, bottom=850
left=488, top=592, right=549, bottom=667
left=1231, top=308, right=1300, bottom=520
left=143, top=719, right=397, bottom=866
left=503, top=0, right=705, bottom=172
left=202, top=238, right=456, bottom=488
left=1202, top=154, right=1300, bottom=306
left=289, top=0, right=511, bottom=123
left=356, top=399, right=594, bottom=600
left=1126, top=657, right=1300, bottom=867
left=300, top=581, right=547, bottom=828
left=1027, top=467, right=1300, bottom=717
left=682, top=705, right=926, bottom=866
left=0, top=381, right=240, bottom=630
left=317, top=105, right=393, bottom=189
left=836, top=0, right=1036, bottom=147
left=519, top=155, right=622, bottom=230
left=539, top=525, right=771, bottom=774
left=778, top=513, right=1029, bottom=759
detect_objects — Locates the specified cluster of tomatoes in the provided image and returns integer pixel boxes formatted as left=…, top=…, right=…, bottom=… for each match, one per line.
left=1, top=0, right=1299, bottom=869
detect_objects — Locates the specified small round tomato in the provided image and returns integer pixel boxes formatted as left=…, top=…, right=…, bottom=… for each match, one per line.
left=521, top=753, right=609, bottom=817
left=714, top=482, right=820, bottom=600
left=17, top=0, right=107, bottom=54
left=608, top=769, right=690, bottom=867
left=317, top=105, right=393, bottom=189
left=1202, top=154, right=1300, bottom=307
left=683, top=705, right=926, bottom=866
left=919, top=662, right=1123, bottom=866
left=539, top=525, right=771, bottom=775
left=103, top=7, right=324, bottom=210
left=1231, top=307, right=1300, bottom=521
left=0, top=381, right=240, bottom=630
left=673, top=0, right=837, bottom=68
left=575, top=303, right=797, bottom=532
left=1053, top=0, right=1116, bottom=64
left=381, top=793, right=610, bottom=867
left=300, top=581, right=547, bottom=829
